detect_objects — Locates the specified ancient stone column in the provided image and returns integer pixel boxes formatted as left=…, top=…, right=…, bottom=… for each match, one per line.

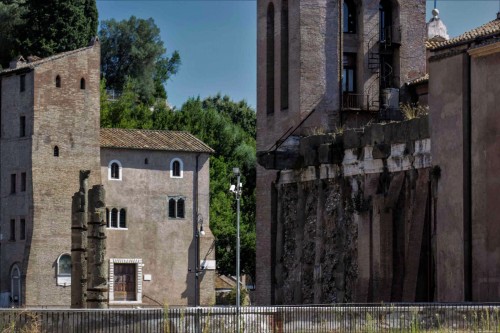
left=71, top=170, right=90, bottom=308
left=86, top=185, right=108, bottom=308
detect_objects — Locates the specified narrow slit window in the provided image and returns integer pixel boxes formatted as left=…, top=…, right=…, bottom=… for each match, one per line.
left=54, top=146, right=59, bottom=157
left=80, top=78, right=86, bottom=90
left=177, top=199, right=185, bottom=218
left=10, top=219, right=15, bottom=241
left=106, top=208, right=110, bottom=228
left=11, top=174, right=16, bottom=194
left=56, top=75, right=61, bottom=88
left=168, top=199, right=176, bottom=218
left=280, top=0, right=289, bottom=110
left=21, top=172, right=26, bottom=192
left=119, top=209, right=126, bottom=228
left=20, top=75, right=26, bottom=92
left=111, top=208, right=118, bottom=228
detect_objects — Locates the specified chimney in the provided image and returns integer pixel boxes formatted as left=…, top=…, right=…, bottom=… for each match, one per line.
left=9, top=56, right=26, bottom=69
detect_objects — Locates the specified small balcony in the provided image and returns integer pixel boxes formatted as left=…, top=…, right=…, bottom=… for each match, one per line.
left=342, top=93, right=369, bottom=111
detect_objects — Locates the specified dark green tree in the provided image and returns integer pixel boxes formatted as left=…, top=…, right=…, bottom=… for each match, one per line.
left=15, top=0, right=98, bottom=59
left=99, top=16, right=181, bottom=103
left=0, top=0, right=26, bottom=68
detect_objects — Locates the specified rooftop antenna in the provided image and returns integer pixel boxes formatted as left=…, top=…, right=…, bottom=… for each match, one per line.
left=434, top=0, right=437, bottom=9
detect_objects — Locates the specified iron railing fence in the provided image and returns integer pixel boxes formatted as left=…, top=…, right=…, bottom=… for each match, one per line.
left=1, top=303, right=500, bottom=333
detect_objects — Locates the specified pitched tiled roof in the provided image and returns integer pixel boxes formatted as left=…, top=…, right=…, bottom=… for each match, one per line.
left=100, top=128, right=214, bottom=153
left=407, top=73, right=429, bottom=86
left=428, top=18, right=500, bottom=50
left=0, top=46, right=94, bottom=75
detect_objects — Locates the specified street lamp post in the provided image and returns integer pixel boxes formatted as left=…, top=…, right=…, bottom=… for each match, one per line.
left=230, top=167, right=242, bottom=331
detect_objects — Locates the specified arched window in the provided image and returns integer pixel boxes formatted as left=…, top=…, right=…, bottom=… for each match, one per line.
left=170, top=158, right=183, bottom=178
left=177, top=198, right=185, bottom=218
left=168, top=199, right=176, bottom=218
left=168, top=196, right=186, bottom=219
left=56, top=253, right=71, bottom=286
left=111, top=208, right=118, bottom=228
left=144, top=158, right=149, bottom=165
left=266, top=2, right=275, bottom=114
left=54, top=146, right=59, bottom=157
left=10, top=264, right=21, bottom=305
left=108, top=160, right=122, bottom=180
left=344, top=0, right=357, bottom=33
left=56, top=75, right=61, bottom=88
left=280, top=0, right=289, bottom=110
left=80, top=78, right=86, bottom=90
left=119, top=209, right=126, bottom=228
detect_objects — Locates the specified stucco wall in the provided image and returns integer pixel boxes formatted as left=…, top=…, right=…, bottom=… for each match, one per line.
left=101, top=149, right=214, bottom=306
left=429, top=52, right=466, bottom=302
left=470, top=47, right=500, bottom=301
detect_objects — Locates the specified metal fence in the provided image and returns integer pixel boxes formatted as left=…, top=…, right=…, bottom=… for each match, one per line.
left=1, top=304, right=500, bottom=332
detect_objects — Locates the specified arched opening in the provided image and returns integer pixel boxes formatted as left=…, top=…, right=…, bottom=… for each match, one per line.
left=53, top=146, right=59, bottom=157
left=266, top=3, right=275, bottom=115
left=119, top=209, right=126, bottom=228
left=109, top=160, right=122, bottom=180
left=111, top=208, right=118, bottom=228
left=10, top=264, right=21, bottom=306
left=106, top=208, right=110, bottom=227
left=344, top=0, right=357, bottom=33
left=80, top=78, right=86, bottom=90
left=144, top=158, right=149, bottom=165
left=280, top=0, right=289, bottom=110
left=56, top=254, right=71, bottom=286
left=168, top=199, right=176, bottom=218
left=177, top=198, right=185, bottom=218
left=55, top=75, right=61, bottom=88
left=170, top=158, right=183, bottom=178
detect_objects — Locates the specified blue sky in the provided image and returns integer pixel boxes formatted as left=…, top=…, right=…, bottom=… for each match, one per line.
left=97, top=1, right=499, bottom=109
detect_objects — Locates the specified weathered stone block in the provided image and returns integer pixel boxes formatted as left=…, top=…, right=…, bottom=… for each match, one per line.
left=343, top=130, right=362, bottom=149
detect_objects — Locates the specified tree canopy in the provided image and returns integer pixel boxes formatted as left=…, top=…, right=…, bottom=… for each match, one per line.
left=0, top=0, right=97, bottom=68
left=99, top=16, right=181, bottom=104
left=16, top=0, right=98, bottom=58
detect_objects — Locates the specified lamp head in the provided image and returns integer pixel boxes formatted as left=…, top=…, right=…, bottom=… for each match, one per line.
left=233, top=167, right=240, bottom=176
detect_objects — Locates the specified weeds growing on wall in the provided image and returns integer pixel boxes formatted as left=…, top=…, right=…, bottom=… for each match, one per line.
left=401, top=103, right=429, bottom=120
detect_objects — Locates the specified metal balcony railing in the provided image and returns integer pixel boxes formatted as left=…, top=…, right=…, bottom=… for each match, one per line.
left=342, top=93, right=369, bottom=110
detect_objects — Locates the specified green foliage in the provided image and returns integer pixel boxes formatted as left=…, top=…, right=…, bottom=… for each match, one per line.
left=99, top=16, right=181, bottom=104
left=15, top=0, right=98, bottom=59
left=102, top=91, right=256, bottom=279
left=0, top=0, right=27, bottom=69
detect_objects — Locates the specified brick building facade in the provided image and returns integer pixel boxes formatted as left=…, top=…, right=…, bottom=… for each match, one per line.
left=256, top=0, right=427, bottom=305
left=0, top=41, right=215, bottom=307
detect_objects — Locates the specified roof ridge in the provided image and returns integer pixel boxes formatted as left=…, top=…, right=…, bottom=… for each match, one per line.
left=0, top=45, right=95, bottom=75
left=428, top=18, right=500, bottom=51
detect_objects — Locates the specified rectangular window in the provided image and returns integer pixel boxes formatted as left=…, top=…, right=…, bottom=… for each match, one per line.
left=20, top=219, right=25, bottom=240
left=10, top=174, right=16, bottom=194
left=10, top=219, right=15, bottom=241
left=113, top=264, right=137, bottom=301
left=20, top=116, right=26, bottom=137
left=21, top=172, right=26, bottom=192
left=342, top=53, right=356, bottom=93
left=20, top=75, right=25, bottom=92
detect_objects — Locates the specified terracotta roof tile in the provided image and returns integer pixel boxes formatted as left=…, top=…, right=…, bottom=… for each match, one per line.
left=428, top=19, right=500, bottom=50
left=100, top=128, right=214, bottom=153
left=0, top=46, right=94, bottom=75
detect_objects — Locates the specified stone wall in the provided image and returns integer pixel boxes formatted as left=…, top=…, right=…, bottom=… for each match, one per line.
left=258, top=117, right=436, bottom=303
